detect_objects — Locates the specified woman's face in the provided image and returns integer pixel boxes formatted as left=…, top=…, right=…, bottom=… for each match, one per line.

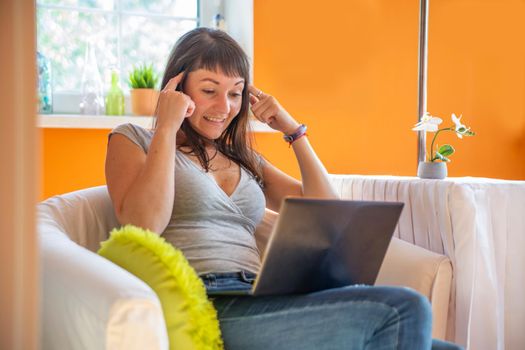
left=183, top=68, right=245, bottom=140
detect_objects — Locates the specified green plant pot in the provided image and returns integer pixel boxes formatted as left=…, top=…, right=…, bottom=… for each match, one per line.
left=417, top=161, right=447, bottom=180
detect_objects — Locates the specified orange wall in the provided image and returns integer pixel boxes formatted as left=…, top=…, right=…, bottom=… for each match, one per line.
left=41, top=0, right=525, bottom=199
left=41, top=128, right=108, bottom=198
left=252, top=0, right=421, bottom=179
left=427, top=0, right=525, bottom=180
left=252, top=0, right=525, bottom=180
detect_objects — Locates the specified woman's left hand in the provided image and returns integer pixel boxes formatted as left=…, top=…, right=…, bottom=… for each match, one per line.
left=249, top=85, right=301, bottom=135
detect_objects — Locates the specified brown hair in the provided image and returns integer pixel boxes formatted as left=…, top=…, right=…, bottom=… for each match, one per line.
left=159, top=27, right=263, bottom=187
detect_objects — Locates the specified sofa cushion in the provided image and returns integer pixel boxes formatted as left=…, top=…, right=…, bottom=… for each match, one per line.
left=98, top=225, right=223, bottom=350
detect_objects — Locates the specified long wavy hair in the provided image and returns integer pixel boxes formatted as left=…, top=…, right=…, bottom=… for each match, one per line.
left=158, top=27, right=263, bottom=186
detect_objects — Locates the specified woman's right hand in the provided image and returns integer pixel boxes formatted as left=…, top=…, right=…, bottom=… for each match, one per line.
left=155, top=72, right=195, bottom=130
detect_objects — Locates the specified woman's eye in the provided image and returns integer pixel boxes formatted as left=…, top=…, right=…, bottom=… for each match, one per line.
left=230, top=92, right=242, bottom=98
left=202, top=89, right=214, bottom=94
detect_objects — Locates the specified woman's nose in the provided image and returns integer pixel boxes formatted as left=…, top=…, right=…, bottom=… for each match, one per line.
left=215, top=94, right=231, bottom=114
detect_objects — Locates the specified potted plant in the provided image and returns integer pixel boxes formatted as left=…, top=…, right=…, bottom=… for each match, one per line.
left=412, top=113, right=476, bottom=179
left=128, top=64, right=159, bottom=116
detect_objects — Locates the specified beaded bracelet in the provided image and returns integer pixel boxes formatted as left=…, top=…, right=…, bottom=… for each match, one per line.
left=283, top=124, right=308, bottom=146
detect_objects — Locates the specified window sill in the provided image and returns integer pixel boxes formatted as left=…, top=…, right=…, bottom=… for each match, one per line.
left=38, top=114, right=277, bottom=132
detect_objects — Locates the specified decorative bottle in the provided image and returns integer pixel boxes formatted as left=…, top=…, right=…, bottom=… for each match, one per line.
left=105, top=70, right=125, bottom=115
left=37, top=51, right=52, bottom=114
left=79, top=42, right=104, bottom=115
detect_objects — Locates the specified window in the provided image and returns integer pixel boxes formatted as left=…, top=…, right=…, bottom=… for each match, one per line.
left=37, top=0, right=198, bottom=113
left=37, top=0, right=253, bottom=115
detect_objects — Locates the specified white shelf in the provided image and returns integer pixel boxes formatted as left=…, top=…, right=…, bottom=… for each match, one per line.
left=38, top=114, right=277, bottom=133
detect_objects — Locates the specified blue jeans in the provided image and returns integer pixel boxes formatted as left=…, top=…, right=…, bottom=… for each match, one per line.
left=201, top=272, right=462, bottom=350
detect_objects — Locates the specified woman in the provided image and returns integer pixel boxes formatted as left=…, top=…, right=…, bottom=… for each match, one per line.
left=106, top=28, right=460, bottom=350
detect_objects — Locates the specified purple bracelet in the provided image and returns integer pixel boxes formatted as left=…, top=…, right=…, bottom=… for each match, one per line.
left=283, top=124, right=307, bottom=144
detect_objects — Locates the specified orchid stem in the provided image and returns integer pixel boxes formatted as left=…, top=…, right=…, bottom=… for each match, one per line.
left=429, top=127, right=454, bottom=161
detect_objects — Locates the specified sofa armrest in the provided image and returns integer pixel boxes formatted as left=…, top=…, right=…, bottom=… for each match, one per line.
left=377, top=237, right=452, bottom=340
left=39, top=221, right=168, bottom=350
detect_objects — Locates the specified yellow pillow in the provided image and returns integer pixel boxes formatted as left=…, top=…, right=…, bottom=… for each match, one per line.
left=98, top=225, right=223, bottom=350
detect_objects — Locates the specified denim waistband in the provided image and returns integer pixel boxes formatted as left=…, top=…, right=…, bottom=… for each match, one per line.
left=200, top=270, right=257, bottom=284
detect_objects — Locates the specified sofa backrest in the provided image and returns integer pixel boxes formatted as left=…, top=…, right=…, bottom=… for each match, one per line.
left=38, top=186, right=120, bottom=252
left=38, top=185, right=279, bottom=253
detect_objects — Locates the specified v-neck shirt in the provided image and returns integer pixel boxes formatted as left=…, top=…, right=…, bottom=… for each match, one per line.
left=109, top=123, right=266, bottom=275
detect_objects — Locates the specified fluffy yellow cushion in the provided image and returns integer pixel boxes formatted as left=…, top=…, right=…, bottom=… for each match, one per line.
left=98, top=225, right=223, bottom=350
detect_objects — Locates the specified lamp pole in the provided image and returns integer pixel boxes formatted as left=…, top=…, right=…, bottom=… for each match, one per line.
left=417, top=0, right=429, bottom=166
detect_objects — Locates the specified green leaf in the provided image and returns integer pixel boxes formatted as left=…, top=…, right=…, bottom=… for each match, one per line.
left=128, top=73, right=137, bottom=88
left=438, top=144, right=455, bottom=157
left=128, top=63, right=158, bottom=89
left=144, top=69, right=152, bottom=83
left=138, top=75, right=147, bottom=88
left=133, top=71, right=141, bottom=87
left=433, top=151, right=450, bottom=162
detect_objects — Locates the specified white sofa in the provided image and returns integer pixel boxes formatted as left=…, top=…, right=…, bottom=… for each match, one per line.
left=38, top=185, right=453, bottom=349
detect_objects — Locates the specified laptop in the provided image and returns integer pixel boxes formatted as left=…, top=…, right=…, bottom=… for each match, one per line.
left=210, top=197, right=404, bottom=296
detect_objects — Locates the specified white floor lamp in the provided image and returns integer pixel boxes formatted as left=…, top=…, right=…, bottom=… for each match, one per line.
left=417, top=0, right=429, bottom=166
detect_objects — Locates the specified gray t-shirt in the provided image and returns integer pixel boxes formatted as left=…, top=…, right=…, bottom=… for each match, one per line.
left=109, top=123, right=266, bottom=275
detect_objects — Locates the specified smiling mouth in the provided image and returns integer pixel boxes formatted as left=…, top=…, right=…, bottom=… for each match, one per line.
left=204, top=116, right=226, bottom=123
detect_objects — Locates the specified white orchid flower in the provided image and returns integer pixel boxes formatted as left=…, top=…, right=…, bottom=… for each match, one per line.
left=411, top=111, right=475, bottom=163
left=412, top=112, right=443, bottom=132
left=451, top=113, right=466, bottom=139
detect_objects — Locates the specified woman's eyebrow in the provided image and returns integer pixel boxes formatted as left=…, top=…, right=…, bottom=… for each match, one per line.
left=199, top=78, right=245, bottom=85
